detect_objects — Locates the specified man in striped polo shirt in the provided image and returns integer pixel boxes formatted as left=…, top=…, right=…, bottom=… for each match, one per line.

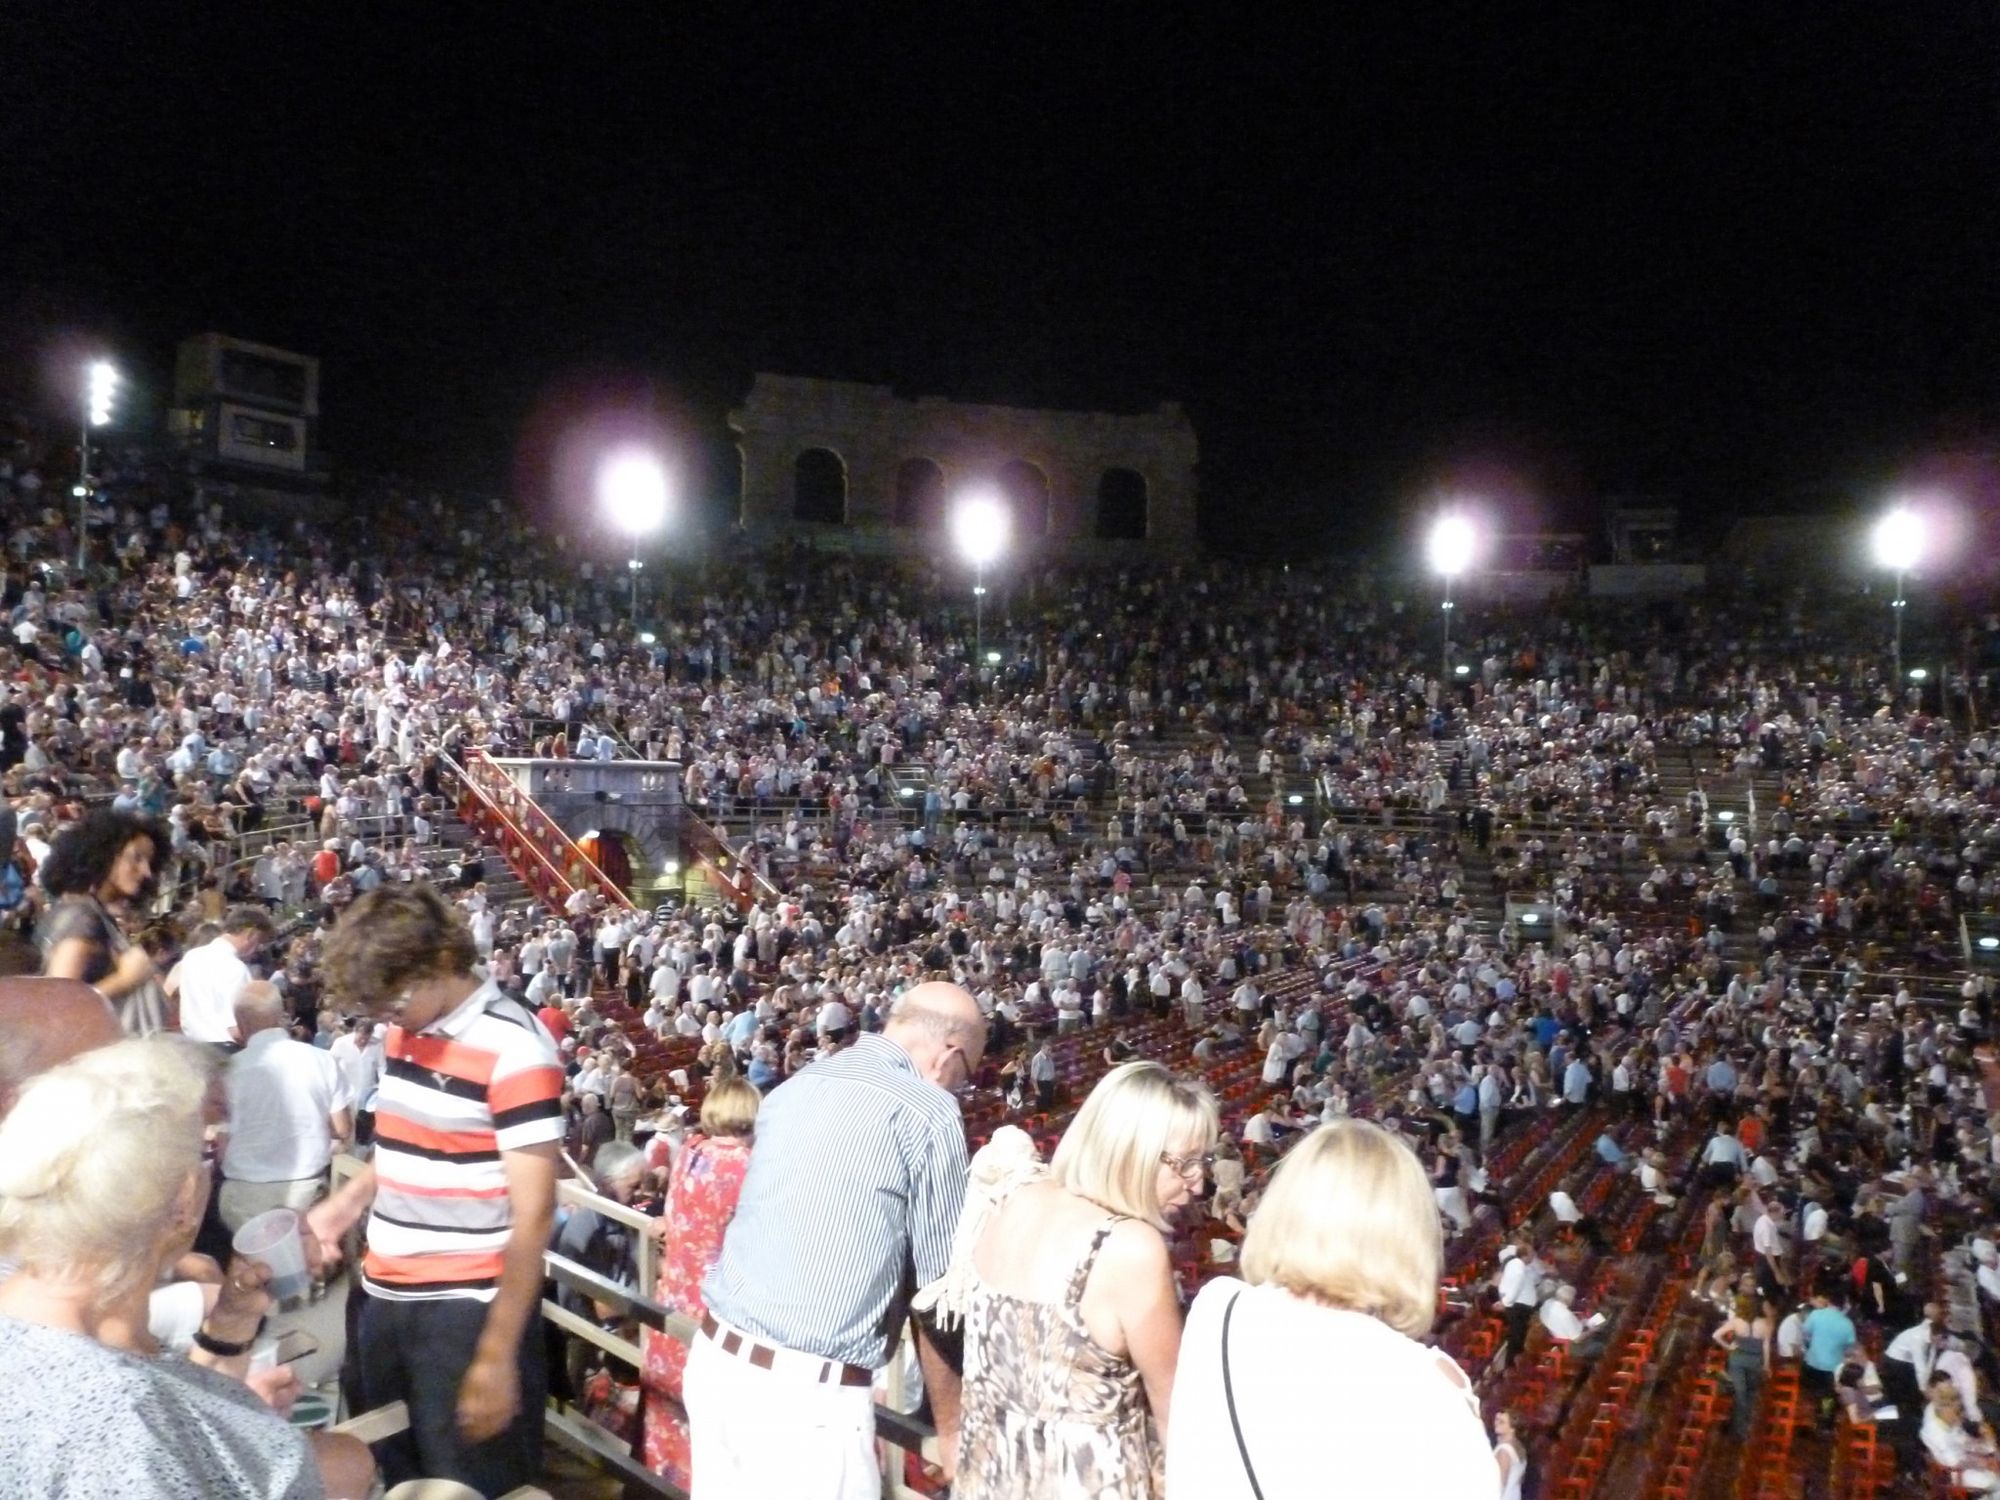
left=309, top=884, right=564, bottom=1497
left=692, top=979, right=985, bottom=1499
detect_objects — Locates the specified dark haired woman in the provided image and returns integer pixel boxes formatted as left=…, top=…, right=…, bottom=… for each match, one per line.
left=36, top=809, right=169, bottom=1034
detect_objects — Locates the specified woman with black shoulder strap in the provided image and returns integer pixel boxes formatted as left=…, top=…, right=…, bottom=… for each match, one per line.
left=1168, top=1119, right=1500, bottom=1499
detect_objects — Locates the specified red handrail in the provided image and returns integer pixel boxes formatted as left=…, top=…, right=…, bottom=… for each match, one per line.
left=463, top=749, right=636, bottom=912
left=682, top=812, right=780, bottom=910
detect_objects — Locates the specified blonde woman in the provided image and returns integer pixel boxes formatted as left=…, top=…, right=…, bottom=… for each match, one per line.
left=953, top=1060, right=1218, bottom=1499
left=0, top=1036, right=375, bottom=1497
left=1166, top=1119, right=1499, bottom=1500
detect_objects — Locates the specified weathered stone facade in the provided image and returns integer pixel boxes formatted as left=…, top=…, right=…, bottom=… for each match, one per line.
left=730, top=374, right=1198, bottom=555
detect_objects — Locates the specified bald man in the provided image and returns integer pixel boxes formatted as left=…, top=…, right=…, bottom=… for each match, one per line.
left=692, top=981, right=986, bottom=1500
left=217, top=981, right=352, bottom=1233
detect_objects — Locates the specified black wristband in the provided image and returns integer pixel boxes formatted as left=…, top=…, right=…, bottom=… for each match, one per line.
left=192, top=1325, right=255, bottom=1358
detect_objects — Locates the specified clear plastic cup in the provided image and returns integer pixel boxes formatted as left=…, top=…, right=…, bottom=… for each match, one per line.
left=249, top=1336, right=281, bottom=1374
left=232, top=1208, right=311, bottom=1303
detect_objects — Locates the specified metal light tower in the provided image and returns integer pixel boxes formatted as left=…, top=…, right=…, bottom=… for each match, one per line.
left=1427, top=512, right=1476, bottom=681
left=598, top=448, right=670, bottom=630
left=79, top=360, right=118, bottom=569
left=1871, top=504, right=1926, bottom=697
left=952, top=490, right=1010, bottom=700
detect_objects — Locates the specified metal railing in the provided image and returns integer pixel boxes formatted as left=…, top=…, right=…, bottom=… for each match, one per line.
left=438, top=747, right=636, bottom=914
left=327, top=1156, right=937, bottom=1499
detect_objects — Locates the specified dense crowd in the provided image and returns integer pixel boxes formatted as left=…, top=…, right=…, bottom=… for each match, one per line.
left=3, top=417, right=2000, bottom=1498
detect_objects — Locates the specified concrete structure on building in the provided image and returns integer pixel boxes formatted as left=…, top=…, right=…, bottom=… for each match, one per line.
left=167, top=333, right=325, bottom=479
left=730, top=373, right=1199, bottom=555
left=485, top=757, right=683, bottom=880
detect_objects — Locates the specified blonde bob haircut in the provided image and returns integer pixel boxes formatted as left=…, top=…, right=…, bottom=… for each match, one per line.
left=0, top=1036, right=214, bottom=1306
left=1050, top=1060, right=1218, bottom=1229
left=700, top=1074, right=762, bottom=1139
left=1240, top=1118, right=1443, bottom=1338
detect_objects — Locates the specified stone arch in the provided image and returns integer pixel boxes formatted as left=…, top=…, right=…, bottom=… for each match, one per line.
left=893, top=457, right=948, bottom=529
left=1095, top=467, right=1149, bottom=540
left=793, top=447, right=847, bottom=525
left=997, top=459, right=1051, bottom=538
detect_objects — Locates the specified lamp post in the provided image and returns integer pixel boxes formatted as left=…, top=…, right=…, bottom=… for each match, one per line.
left=1427, top=513, right=1476, bottom=681
left=598, top=448, right=670, bottom=630
left=1871, top=504, right=1926, bottom=698
left=79, top=360, right=118, bottom=569
left=951, top=490, right=1010, bottom=700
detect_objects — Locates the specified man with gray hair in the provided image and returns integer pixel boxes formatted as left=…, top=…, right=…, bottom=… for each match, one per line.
left=218, top=981, right=353, bottom=1232
left=690, top=980, right=985, bottom=1499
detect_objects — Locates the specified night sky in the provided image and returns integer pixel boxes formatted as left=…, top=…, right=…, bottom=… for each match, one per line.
left=5, top=6, right=1998, bottom=552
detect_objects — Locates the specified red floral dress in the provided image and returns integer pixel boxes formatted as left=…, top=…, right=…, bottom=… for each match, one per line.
left=641, top=1132, right=752, bottom=1480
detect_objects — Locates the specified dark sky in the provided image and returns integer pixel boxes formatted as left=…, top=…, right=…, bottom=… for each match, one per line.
left=5, top=5, right=1998, bottom=551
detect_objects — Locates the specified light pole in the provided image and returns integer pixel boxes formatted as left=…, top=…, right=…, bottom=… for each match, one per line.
left=1427, top=513, right=1476, bottom=682
left=598, top=448, right=670, bottom=632
left=79, top=360, right=118, bottom=569
left=1871, top=504, right=1926, bottom=699
left=951, top=489, right=1010, bottom=700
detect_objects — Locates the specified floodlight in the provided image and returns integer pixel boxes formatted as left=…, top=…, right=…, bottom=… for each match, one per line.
left=1717, top=810, right=1735, bottom=823
left=87, top=361, right=118, bottom=427
left=1981, top=936, right=2000, bottom=951
left=1454, top=663, right=1471, bottom=677
left=1427, top=514, right=1476, bottom=578
left=639, top=631, right=656, bottom=645
left=1909, top=668, right=1929, bottom=682
left=951, top=491, right=1010, bottom=568
left=1287, top=793, right=1304, bottom=806
left=598, top=449, right=670, bottom=538
left=1871, top=506, right=1925, bottom=574
left=898, top=786, right=916, bottom=799
left=985, top=650, right=1002, bottom=664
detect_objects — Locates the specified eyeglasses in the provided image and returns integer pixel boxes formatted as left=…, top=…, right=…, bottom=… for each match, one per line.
left=1160, top=1150, right=1215, bottom=1179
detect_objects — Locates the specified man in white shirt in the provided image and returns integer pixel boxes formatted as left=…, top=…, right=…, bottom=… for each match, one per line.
left=1880, top=1303, right=1944, bottom=1429
left=219, top=983, right=354, bottom=1232
left=328, top=1017, right=384, bottom=1146
left=1539, top=1283, right=1608, bottom=1359
left=176, top=906, right=278, bottom=1048
left=1498, top=1238, right=1542, bottom=1360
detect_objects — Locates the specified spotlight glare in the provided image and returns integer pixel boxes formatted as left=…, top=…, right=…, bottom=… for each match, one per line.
left=1871, top=505, right=1926, bottom=574
left=952, top=490, right=1010, bottom=568
left=598, top=449, right=670, bottom=538
left=1427, top=513, right=1477, bottom=579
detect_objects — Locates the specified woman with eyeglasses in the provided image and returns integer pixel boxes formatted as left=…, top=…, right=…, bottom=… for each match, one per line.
left=950, top=1059, right=1217, bottom=1499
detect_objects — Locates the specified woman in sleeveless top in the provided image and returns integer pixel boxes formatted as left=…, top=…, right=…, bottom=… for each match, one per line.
left=1492, top=1410, right=1528, bottom=1500
left=36, top=810, right=170, bottom=1036
left=954, top=1061, right=1218, bottom=1500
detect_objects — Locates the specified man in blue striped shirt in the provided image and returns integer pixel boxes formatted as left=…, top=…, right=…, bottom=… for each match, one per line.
left=692, top=981, right=985, bottom=1499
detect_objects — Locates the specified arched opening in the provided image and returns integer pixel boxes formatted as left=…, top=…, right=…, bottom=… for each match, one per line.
left=1096, top=467, right=1149, bottom=539
left=575, top=828, right=636, bottom=894
left=894, top=457, right=948, bottom=529
left=793, top=448, right=847, bottom=525
left=997, top=459, right=1051, bottom=538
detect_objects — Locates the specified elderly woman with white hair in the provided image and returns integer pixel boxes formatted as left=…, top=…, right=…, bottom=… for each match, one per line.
left=0, top=1036, right=374, bottom=1497
left=1167, top=1118, right=1499, bottom=1500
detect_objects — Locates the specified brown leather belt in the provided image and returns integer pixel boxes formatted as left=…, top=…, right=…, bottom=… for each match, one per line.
left=700, top=1311, right=872, bottom=1388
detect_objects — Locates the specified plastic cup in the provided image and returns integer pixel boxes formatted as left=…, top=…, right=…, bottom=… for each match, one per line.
left=249, top=1336, right=281, bottom=1374
left=233, top=1208, right=311, bottom=1303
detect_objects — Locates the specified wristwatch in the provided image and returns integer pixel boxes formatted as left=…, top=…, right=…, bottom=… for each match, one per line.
left=192, top=1325, right=256, bottom=1358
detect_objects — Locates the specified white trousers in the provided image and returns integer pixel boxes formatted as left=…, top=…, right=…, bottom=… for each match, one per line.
left=685, top=1327, right=879, bottom=1500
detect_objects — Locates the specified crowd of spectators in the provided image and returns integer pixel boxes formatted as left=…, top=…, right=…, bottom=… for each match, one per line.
left=4, top=413, right=2000, bottom=1497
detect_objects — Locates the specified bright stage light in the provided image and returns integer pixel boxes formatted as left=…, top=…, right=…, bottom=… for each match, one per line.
left=1909, top=668, right=1929, bottom=682
left=1427, top=513, right=1477, bottom=578
left=952, top=490, right=1011, bottom=568
left=87, top=361, right=118, bottom=427
left=598, top=449, right=670, bottom=538
left=1871, top=505, right=1926, bottom=574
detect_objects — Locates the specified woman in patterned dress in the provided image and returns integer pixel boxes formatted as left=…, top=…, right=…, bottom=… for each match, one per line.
left=953, top=1061, right=1218, bottom=1499
left=640, top=1074, right=759, bottom=1479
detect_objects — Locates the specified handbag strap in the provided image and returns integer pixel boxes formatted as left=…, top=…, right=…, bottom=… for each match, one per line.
left=1221, top=1289, right=1266, bottom=1500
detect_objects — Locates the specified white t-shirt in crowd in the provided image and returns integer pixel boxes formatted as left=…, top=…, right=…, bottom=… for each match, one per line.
left=222, top=1030, right=354, bottom=1183
left=1168, top=1279, right=1499, bottom=1500
left=176, top=935, right=252, bottom=1045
